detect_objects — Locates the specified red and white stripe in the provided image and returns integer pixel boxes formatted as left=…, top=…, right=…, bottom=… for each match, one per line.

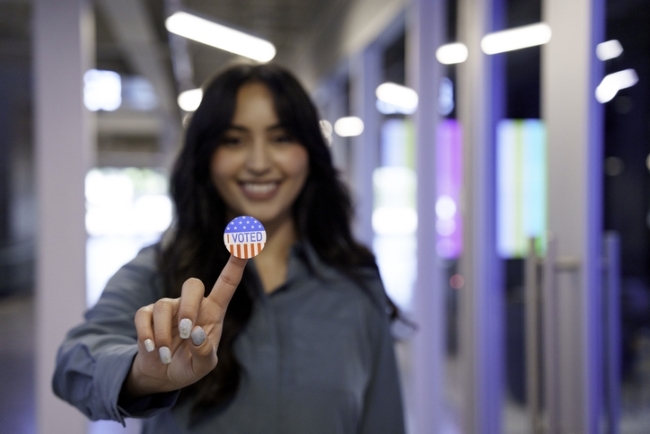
left=223, top=233, right=266, bottom=259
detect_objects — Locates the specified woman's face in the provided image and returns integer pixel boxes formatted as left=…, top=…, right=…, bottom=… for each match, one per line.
left=210, top=82, right=309, bottom=229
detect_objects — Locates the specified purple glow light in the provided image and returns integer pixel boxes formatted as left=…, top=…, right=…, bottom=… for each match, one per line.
left=436, top=119, right=462, bottom=258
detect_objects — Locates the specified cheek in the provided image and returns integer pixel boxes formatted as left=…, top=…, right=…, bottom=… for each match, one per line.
left=284, top=148, right=310, bottom=182
left=210, top=150, right=236, bottom=189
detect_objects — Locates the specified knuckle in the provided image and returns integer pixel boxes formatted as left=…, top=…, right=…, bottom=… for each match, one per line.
left=183, top=278, right=204, bottom=293
left=134, top=305, right=152, bottom=325
left=136, top=304, right=152, bottom=315
left=219, top=273, right=238, bottom=287
left=184, top=277, right=203, bottom=286
left=153, top=298, right=173, bottom=312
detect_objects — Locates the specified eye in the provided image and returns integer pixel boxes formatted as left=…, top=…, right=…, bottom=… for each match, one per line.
left=218, top=135, right=243, bottom=147
left=270, top=131, right=296, bottom=143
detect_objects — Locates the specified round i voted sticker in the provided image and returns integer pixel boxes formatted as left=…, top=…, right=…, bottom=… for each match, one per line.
left=224, top=216, right=267, bottom=259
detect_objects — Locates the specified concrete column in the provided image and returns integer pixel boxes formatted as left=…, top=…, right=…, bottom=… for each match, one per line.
left=34, top=0, right=94, bottom=433
left=407, top=0, right=446, bottom=432
left=457, top=0, right=504, bottom=432
left=350, top=46, right=382, bottom=247
left=541, top=0, right=605, bottom=432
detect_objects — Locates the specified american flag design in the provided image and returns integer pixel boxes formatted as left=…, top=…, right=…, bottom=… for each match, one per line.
left=223, top=216, right=267, bottom=259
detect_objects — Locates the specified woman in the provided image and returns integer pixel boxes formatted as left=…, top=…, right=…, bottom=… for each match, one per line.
left=53, top=62, right=405, bottom=433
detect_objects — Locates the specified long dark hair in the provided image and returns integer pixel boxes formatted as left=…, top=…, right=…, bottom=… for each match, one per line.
left=160, top=62, right=392, bottom=417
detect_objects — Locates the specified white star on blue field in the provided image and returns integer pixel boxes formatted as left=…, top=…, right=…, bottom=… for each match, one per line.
left=225, top=216, right=266, bottom=233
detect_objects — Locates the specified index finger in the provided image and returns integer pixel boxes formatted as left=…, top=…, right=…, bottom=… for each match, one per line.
left=208, top=255, right=248, bottom=309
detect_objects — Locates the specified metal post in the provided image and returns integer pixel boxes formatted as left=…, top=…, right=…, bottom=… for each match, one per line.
left=541, top=235, right=560, bottom=433
left=525, top=238, right=541, bottom=434
left=604, top=232, right=621, bottom=434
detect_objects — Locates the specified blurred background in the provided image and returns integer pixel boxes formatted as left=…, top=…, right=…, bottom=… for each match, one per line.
left=1, top=0, right=649, bottom=433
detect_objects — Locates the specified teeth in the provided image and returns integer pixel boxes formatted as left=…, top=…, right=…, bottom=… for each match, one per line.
left=242, top=182, right=277, bottom=194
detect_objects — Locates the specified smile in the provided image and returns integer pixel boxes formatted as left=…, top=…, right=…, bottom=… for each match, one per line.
left=240, top=181, right=280, bottom=198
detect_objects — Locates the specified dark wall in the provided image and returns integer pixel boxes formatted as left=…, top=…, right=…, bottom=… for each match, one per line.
left=0, top=2, right=35, bottom=296
left=604, top=0, right=650, bottom=280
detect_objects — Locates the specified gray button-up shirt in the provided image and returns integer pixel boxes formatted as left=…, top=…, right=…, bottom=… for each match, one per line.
left=53, top=243, right=406, bottom=434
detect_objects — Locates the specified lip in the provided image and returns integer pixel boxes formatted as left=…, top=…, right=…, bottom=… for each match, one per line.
left=238, top=181, right=280, bottom=200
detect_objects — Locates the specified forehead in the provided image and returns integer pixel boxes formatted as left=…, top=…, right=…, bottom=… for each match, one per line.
left=230, top=82, right=279, bottom=127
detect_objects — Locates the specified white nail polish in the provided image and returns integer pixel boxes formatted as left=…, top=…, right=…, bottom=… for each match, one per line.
left=191, top=326, right=206, bottom=346
left=144, top=339, right=155, bottom=353
left=179, top=318, right=192, bottom=339
left=159, top=346, right=172, bottom=364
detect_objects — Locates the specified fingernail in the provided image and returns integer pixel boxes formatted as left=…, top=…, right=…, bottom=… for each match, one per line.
left=144, top=339, right=155, bottom=353
left=159, top=346, right=172, bottom=364
left=191, top=326, right=206, bottom=346
left=179, top=318, right=192, bottom=339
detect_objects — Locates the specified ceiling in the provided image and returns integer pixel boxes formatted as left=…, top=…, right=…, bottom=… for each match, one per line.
left=0, top=0, right=407, bottom=167
left=94, top=0, right=346, bottom=103
left=89, top=0, right=357, bottom=167
left=179, top=0, right=343, bottom=83
left=4, top=0, right=647, bottom=168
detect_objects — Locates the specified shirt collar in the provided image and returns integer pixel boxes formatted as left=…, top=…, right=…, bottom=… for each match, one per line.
left=246, top=239, right=334, bottom=297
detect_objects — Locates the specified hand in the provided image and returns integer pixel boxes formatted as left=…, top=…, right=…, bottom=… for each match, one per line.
left=123, top=255, right=247, bottom=398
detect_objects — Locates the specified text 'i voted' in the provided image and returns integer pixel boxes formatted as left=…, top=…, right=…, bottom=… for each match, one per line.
left=224, top=216, right=266, bottom=259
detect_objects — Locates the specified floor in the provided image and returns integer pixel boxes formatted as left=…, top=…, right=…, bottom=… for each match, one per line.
left=0, top=295, right=141, bottom=434
left=0, top=296, right=36, bottom=434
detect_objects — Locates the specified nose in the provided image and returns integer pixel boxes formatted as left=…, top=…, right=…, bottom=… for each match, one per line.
left=244, top=140, right=272, bottom=174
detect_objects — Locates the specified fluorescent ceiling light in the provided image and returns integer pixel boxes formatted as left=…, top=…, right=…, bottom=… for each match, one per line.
left=334, top=116, right=364, bottom=137
left=481, top=23, right=552, bottom=54
left=165, top=11, right=276, bottom=62
left=84, top=69, right=121, bottom=112
left=595, top=69, right=639, bottom=103
left=375, top=83, right=418, bottom=114
left=596, top=39, right=623, bottom=61
left=178, top=88, right=203, bottom=112
left=436, top=43, right=469, bottom=65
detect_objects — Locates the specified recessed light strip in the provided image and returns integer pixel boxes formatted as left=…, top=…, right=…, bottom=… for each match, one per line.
left=375, top=83, right=418, bottom=114
left=481, top=23, right=552, bottom=55
left=334, top=117, right=364, bottom=137
left=595, top=69, right=639, bottom=103
left=165, top=11, right=276, bottom=62
left=178, top=88, right=203, bottom=112
left=596, top=40, right=623, bottom=61
left=436, top=43, right=469, bottom=65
